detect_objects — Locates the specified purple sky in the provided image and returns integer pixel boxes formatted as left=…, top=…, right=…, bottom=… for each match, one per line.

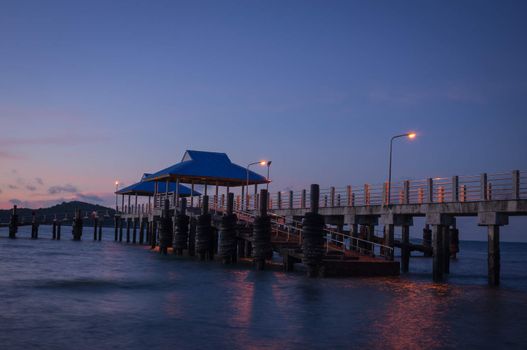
left=1, top=1, right=526, bottom=240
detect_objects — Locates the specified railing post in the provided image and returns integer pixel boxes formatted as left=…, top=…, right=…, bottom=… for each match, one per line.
left=452, top=176, right=459, bottom=202
left=427, top=178, right=434, bottom=203
left=438, top=186, right=445, bottom=203
left=403, top=180, right=410, bottom=204
left=301, top=189, right=306, bottom=209
left=277, top=191, right=282, bottom=209
left=461, top=185, right=467, bottom=202
left=364, top=184, right=370, bottom=206
left=337, top=194, right=341, bottom=207
left=382, top=182, right=388, bottom=205
left=346, top=186, right=352, bottom=206
left=330, top=187, right=335, bottom=207
left=289, top=190, right=293, bottom=209
left=351, top=193, right=355, bottom=207
left=488, top=183, right=493, bottom=200
left=481, top=173, right=488, bottom=201
left=512, top=170, right=520, bottom=200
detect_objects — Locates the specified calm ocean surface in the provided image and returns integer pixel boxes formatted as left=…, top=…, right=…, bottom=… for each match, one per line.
left=1, top=225, right=526, bottom=350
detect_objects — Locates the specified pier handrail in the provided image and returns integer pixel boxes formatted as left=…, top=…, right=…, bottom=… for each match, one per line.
left=233, top=208, right=394, bottom=259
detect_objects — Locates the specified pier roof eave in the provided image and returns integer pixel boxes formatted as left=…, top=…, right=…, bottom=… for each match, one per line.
left=143, top=150, right=269, bottom=187
left=115, top=176, right=199, bottom=196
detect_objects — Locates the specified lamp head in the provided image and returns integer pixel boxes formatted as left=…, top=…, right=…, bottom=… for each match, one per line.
left=407, top=133, right=416, bottom=139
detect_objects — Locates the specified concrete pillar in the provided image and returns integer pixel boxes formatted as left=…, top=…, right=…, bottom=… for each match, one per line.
left=450, top=226, right=460, bottom=259
left=443, top=225, right=450, bottom=273
left=132, top=219, right=137, bottom=244
left=422, top=224, right=432, bottom=257
left=488, top=225, right=500, bottom=286
left=401, top=225, right=410, bottom=272
left=126, top=219, right=130, bottom=243
left=479, top=212, right=508, bottom=286
left=384, top=224, right=394, bottom=260
left=93, top=217, right=98, bottom=241
left=432, top=224, right=445, bottom=282
left=119, top=219, right=123, bottom=242
left=57, top=222, right=61, bottom=240
left=139, top=219, right=145, bottom=244
left=114, top=216, right=119, bottom=241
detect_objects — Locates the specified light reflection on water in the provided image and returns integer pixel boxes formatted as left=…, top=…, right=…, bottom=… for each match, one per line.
left=0, top=226, right=527, bottom=349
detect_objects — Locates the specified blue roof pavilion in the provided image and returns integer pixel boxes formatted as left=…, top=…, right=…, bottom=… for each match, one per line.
left=144, top=150, right=269, bottom=186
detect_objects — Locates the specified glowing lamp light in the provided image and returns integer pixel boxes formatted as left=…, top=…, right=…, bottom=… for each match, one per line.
left=115, top=180, right=119, bottom=186
left=259, top=160, right=267, bottom=166
left=408, top=133, right=416, bottom=139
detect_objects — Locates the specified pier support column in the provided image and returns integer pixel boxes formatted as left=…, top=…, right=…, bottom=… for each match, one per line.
left=139, top=218, right=145, bottom=245
left=8, top=205, right=18, bottom=239
left=159, top=199, right=173, bottom=255
left=426, top=214, right=454, bottom=282
left=93, top=217, right=98, bottom=241
left=132, top=218, right=137, bottom=244
left=401, top=225, right=410, bottom=273
left=57, top=222, right=61, bottom=240
left=432, top=225, right=445, bottom=282
left=422, top=224, right=432, bottom=257
left=31, top=211, right=39, bottom=239
left=188, top=217, right=196, bottom=256
left=174, top=198, right=190, bottom=256
left=126, top=219, right=131, bottom=243
left=478, top=212, right=508, bottom=287
left=450, top=226, right=460, bottom=259
left=72, top=209, right=83, bottom=241
left=443, top=222, right=451, bottom=274
left=383, top=224, right=394, bottom=260
left=302, top=184, right=325, bottom=277
left=253, top=189, right=272, bottom=270
left=196, top=196, right=213, bottom=260
left=52, top=218, right=57, bottom=240
left=98, top=221, right=102, bottom=241
left=114, top=216, right=119, bottom=241
left=219, top=193, right=237, bottom=264
left=119, top=219, right=124, bottom=242
left=487, top=225, right=500, bottom=287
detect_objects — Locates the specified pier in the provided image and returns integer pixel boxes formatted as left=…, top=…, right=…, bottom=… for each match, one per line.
left=1, top=150, right=526, bottom=286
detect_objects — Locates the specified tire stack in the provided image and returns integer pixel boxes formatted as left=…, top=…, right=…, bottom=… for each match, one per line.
left=174, top=199, right=190, bottom=256
left=252, top=215, right=272, bottom=270
left=301, top=212, right=325, bottom=277
left=196, top=195, right=213, bottom=260
left=159, top=199, right=173, bottom=255
left=219, top=193, right=237, bottom=264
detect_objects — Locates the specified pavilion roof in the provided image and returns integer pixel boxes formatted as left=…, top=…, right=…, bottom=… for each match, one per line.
left=143, top=150, right=268, bottom=186
left=115, top=173, right=200, bottom=196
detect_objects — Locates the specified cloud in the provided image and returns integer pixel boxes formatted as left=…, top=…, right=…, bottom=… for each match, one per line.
left=0, top=151, right=22, bottom=160
left=26, top=185, right=37, bottom=191
left=8, top=184, right=18, bottom=189
left=35, top=177, right=44, bottom=186
left=8, top=198, right=30, bottom=207
left=48, top=184, right=78, bottom=194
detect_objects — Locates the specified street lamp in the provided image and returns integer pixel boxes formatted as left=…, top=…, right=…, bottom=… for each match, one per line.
left=265, top=161, right=272, bottom=191
left=115, top=181, right=119, bottom=211
left=387, top=133, right=416, bottom=205
left=245, top=160, right=269, bottom=209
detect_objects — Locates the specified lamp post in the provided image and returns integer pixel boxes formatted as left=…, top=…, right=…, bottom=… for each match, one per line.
left=266, top=161, right=272, bottom=191
left=387, top=132, right=416, bottom=205
left=245, top=160, right=268, bottom=209
left=115, top=181, right=119, bottom=211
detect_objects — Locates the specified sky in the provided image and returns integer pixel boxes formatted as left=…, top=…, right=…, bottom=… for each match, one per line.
left=1, top=0, right=527, bottom=240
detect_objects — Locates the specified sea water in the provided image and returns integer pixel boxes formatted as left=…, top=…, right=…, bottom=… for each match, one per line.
left=0, top=226, right=526, bottom=349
